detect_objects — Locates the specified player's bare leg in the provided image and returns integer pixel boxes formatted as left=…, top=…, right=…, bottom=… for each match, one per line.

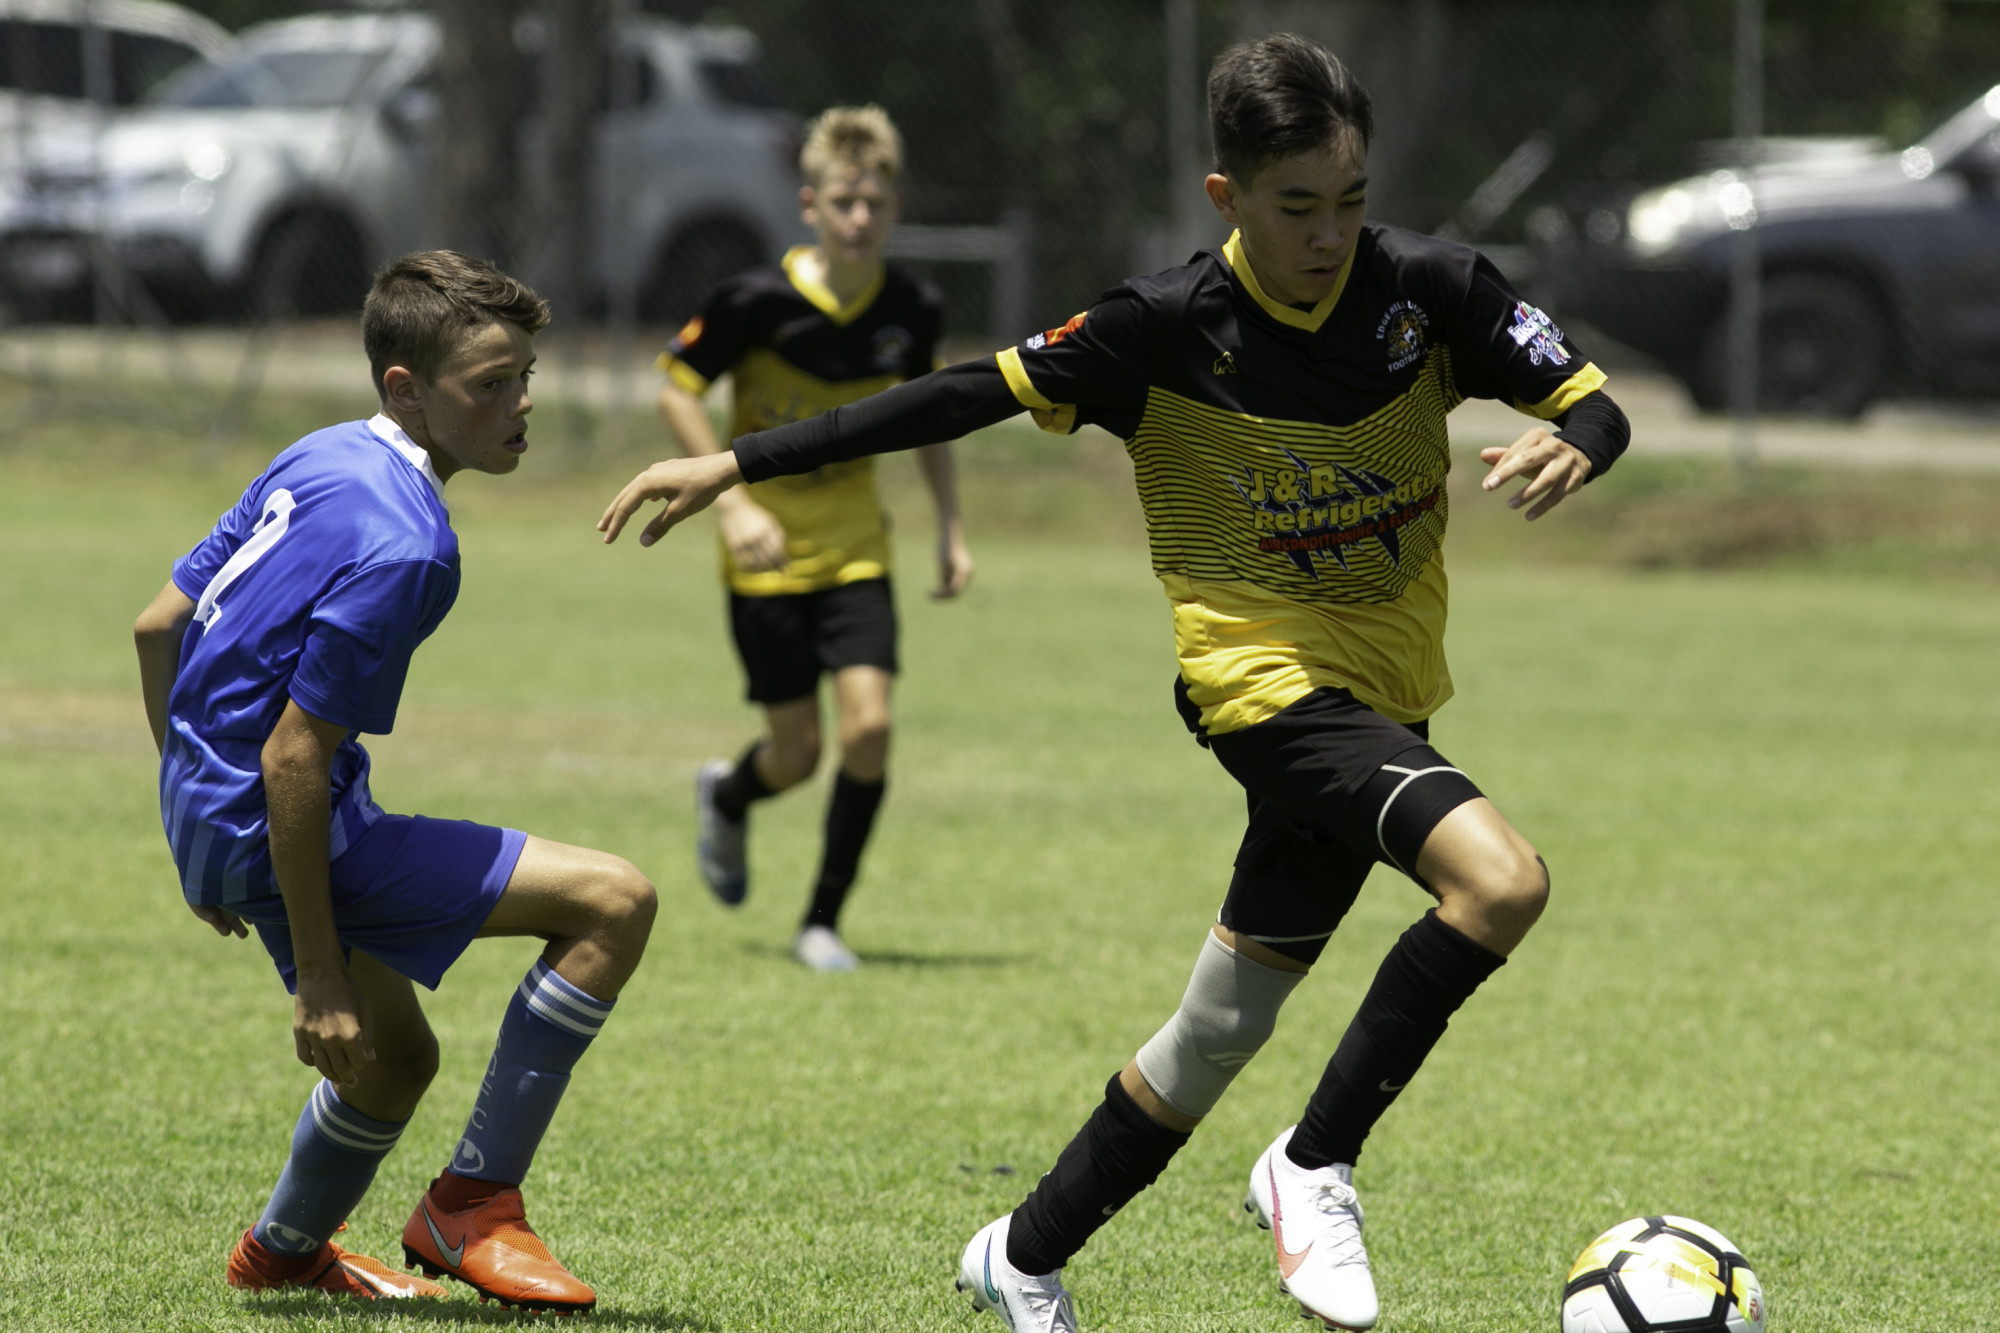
left=402, top=837, right=655, bottom=1313
left=1415, top=798, right=1548, bottom=955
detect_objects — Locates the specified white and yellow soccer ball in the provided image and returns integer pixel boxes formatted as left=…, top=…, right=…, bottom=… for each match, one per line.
left=1560, top=1216, right=1765, bottom=1333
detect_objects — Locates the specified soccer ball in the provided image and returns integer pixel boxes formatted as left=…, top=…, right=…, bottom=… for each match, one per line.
left=1560, top=1216, right=1765, bottom=1333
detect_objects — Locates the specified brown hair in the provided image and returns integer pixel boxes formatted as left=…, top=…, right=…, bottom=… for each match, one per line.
left=362, top=251, right=550, bottom=395
left=799, top=104, right=903, bottom=187
left=1208, top=34, right=1373, bottom=185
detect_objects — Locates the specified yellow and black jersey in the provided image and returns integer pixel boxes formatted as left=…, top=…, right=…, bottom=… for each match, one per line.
left=731, top=223, right=1626, bottom=734
left=659, top=247, right=944, bottom=596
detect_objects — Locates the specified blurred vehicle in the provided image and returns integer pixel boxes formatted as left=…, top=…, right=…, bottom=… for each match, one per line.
left=0, top=9, right=802, bottom=320
left=0, top=0, right=229, bottom=130
left=1552, top=85, right=2000, bottom=416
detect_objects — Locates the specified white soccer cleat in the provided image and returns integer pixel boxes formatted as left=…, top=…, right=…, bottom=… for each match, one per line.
left=954, top=1214, right=1080, bottom=1333
left=792, top=924, right=859, bottom=972
left=1251, top=1126, right=1379, bottom=1331
left=694, top=758, right=748, bottom=906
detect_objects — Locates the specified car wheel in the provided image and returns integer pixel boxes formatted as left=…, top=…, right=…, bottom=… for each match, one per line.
left=641, top=219, right=764, bottom=324
left=1693, top=273, right=1887, bottom=418
left=250, top=212, right=368, bottom=320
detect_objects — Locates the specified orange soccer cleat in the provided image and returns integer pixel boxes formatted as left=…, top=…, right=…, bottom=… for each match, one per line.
left=401, top=1177, right=596, bottom=1314
left=227, top=1227, right=448, bottom=1301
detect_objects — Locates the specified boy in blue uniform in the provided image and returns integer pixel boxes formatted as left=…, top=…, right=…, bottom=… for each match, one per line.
left=134, top=252, right=655, bottom=1312
left=600, top=35, right=1630, bottom=1333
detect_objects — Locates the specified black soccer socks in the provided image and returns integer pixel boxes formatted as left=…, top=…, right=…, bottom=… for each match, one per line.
left=1006, top=1073, right=1192, bottom=1277
left=1287, top=908, right=1506, bottom=1170
left=801, top=771, right=886, bottom=930
left=712, top=742, right=775, bottom=822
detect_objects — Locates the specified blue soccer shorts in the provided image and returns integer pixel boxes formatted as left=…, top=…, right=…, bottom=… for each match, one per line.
left=233, top=814, right=527, bottom=993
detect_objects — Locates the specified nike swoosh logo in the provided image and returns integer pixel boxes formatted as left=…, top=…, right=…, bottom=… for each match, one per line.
left=1270, top=1166, right=1311, bottom=1277
left=337, top=1258, right=421, bottom=1298
left=422, top=1203, right=465, bottom=1268
left=983, top=1236, right=1001, bottom=1305
left=1379, top=1079, right=1407, bottom=1092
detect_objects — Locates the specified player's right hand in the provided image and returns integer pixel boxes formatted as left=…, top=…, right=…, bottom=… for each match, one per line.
left=718, top=499, right=789, bottom=572
left=188, top=901, right=248, bottom=938
left=597, top=452, right=744, bottom=548
left=293, top=967, right=374, bottom=1086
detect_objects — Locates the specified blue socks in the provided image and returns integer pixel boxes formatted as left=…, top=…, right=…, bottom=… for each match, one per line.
left=254, top=1080, right=406, bottom=1254
left=446, top=958, right=614, bottom=1187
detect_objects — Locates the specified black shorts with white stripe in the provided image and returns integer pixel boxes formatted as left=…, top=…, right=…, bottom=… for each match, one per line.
left=1190, top=683, right=1484, bottom=966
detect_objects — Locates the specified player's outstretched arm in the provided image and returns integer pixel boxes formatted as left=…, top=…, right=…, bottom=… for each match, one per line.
left=657, top=381, right=788, bottom=571
left=598, top=450, right=745, bottom=548
left=604, top=358, right=1023, bottom=553
left=917, top=441, right=974, bottom=599
left=263, top=699, right=376, bottom=1085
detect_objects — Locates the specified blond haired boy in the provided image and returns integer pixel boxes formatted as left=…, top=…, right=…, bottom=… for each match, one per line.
left=656, top=104, right=972, bottom=971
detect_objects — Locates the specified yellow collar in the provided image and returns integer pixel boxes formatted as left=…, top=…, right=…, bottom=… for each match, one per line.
left=783, top=246, right=885, bottom=326
left=1221, top=229, right=1353, bottom=333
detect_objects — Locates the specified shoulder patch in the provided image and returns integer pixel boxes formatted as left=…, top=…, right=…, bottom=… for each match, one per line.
left=672, top=315, right=704, bottom=351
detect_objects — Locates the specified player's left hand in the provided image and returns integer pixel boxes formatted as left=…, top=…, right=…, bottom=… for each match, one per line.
left=933, top=525, right=974, bottom=599
left=1479, top=427, right=1593, bottom=521
left=189, top=902, right=248, bottom=938
left=598, top=452, right=743, bottom=548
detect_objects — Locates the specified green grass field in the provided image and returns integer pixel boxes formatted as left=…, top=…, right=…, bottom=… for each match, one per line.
left=3, top=391, right=1998, bottom=1331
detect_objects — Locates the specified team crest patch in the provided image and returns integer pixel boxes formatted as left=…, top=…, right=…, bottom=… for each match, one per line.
left=1375, top=301, right=1429, bottom=372
left=1024, top=311, right=1087, bottom=350
left=871, top=324, right=913, bottom=372
left=1231, top=447, right=1443, bottom=578
left=1507, top=301, right=1570, bottom=366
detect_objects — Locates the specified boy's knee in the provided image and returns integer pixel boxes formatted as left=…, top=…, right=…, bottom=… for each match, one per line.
left=843, top=716, right=890, bottom=758
left=766, top=735, right=820, bottom=786
left=590, top=858, right=657, bottom=940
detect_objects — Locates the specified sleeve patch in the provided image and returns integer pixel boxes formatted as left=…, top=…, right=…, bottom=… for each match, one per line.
left=673, top=315, right=704, bottom=349
left=1506, top=301, right=1572, bottom=367
left=1024, top=311, right=1087, bottom=351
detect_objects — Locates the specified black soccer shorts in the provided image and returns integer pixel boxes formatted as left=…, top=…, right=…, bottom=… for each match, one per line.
left=1181, top=682, right=1485, bottom=966
left=728, top=577, right=899, bottom=705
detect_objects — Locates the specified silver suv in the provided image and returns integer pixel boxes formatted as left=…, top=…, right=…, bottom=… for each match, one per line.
left=0, top=9, right=804, bottom=320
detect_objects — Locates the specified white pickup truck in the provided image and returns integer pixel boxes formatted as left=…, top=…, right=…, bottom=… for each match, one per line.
left=0, top=9, right=805, bottom=321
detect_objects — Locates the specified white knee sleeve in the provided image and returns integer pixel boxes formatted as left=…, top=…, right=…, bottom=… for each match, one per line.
left=1133, top=931, right=1308, bottom=1119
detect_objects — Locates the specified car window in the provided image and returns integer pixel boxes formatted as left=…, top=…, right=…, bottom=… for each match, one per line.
left=697, top=58, right=779, bottom=110
left=0, top=20, right=85, bottom=99
left=610, top=49, right=654, bottom=110
left=112, top=32, right=202, bottom=106
left=151, top=48, right=388, bottom=109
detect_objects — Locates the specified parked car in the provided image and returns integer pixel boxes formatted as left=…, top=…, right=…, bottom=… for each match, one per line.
left=0, top=10, right=803, bottom=320
left=1550, top=85, right=2000, bottom=416
left=0, top=0, right=229, bottom=125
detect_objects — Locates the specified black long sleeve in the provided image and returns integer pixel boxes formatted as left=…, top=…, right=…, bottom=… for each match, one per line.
left=732, top=358, right=1023, bottom=483
left=1551, top=389, right=1630, bottom=480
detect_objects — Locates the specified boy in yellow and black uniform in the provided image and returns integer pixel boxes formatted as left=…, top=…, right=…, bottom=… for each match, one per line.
left=656, top=105, right=971, bottom=973
left=607, top=36, right=1627, bottom=1331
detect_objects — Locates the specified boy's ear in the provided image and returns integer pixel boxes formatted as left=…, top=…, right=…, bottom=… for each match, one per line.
left=382, top=365, right=425, bottom=413
left=1205, top=173, right=1241, bottom=225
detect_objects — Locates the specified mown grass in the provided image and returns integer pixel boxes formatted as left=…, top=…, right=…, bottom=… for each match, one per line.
left=2, top=386, right=1998, bottom=1330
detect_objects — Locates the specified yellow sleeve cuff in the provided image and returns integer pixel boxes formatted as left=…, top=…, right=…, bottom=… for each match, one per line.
left=1516, top=362, right=1607, bottom=419
left=657, top=353, right=711, bottom=396
left=995, top=348, right=1079, bottom=435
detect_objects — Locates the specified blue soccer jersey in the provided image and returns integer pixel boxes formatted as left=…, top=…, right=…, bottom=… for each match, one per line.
left=162, top=416, right=460, bottom=906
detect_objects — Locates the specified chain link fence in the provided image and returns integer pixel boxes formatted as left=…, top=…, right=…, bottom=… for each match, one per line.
left=1, top=0, right=1997, bottom=455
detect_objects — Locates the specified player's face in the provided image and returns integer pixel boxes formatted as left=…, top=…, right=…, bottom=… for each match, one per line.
left=801, top=166, right=898, bottom=269
left=1206, top=137, right=1369, bottom=308
left=417, top=320, right=536, bottom=479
